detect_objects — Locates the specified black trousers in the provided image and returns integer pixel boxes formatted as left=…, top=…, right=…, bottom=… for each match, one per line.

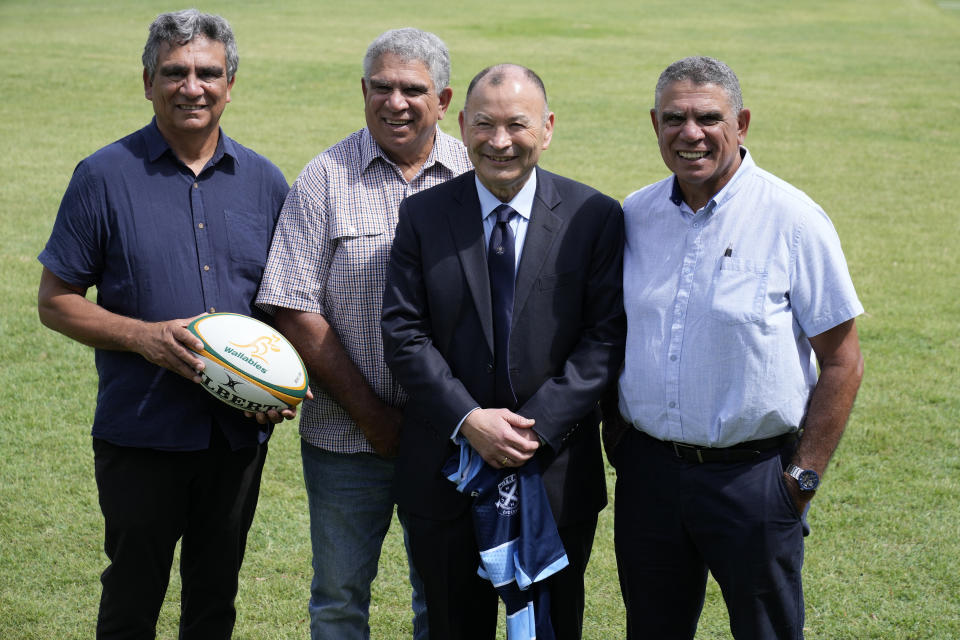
left=92, top=427, right=267, bottom=640
left=402, top=506, right=598, bottom=640
left=613, top=428, right=805, bottom=640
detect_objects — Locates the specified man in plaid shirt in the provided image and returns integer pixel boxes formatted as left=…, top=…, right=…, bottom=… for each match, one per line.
left=255, top=28, right=470, bottom=640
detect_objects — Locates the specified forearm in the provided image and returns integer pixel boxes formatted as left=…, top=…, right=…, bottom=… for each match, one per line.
left=38, top=267, right=146, bottom=352
left=794, top=319, right=865, bottom=476
left=273, top=308, right=389, bottom=422
left=38, top=266, right=204, bottom=381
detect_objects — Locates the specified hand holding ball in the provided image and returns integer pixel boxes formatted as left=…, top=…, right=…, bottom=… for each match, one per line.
left=186, top=313, right=308, bottom=413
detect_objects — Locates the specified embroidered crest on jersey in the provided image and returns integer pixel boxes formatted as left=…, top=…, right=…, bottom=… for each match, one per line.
left=496, top=473, right=520, bottom=515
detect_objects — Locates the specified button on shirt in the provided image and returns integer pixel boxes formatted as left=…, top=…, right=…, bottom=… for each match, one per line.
left=39, top=119, right=289, bottom=450
left=618, top=148, right=863, bottom=447
left=256, top=127, right=471, bottom=453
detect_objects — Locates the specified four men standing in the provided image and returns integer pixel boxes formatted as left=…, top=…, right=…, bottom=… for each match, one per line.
left=38, top=9, right=863, bottom=638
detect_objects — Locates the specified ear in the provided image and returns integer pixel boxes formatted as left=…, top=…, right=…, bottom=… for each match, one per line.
left=541, top=112, right=555, bottom=150
left=736, top=108, right=751, bottom=144
left=225, top=74, right=236, bottom=104
left=436, top=87, right=453, bottom=120
left=143, top=68, right=153, bottom=101
left=458, top=110, right=466, bottom=141
left=650, top=108, right=659, bottom=137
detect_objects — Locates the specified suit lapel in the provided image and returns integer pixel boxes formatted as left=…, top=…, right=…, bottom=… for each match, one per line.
left=514, top=168, right=562, bottom=325
left=449, top=173, right=495, bottom=353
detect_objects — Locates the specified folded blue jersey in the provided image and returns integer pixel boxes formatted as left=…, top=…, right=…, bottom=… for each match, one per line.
left=444, top=444, right=569, bottom=639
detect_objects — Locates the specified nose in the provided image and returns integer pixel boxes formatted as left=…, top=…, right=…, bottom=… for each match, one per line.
left=489, top=125, right=511, bottom=149
left=679, top=118, right=704, bottom=142
left=179, top=73, right=203, bottom=98
left=386, top=89, right=409, bottom=111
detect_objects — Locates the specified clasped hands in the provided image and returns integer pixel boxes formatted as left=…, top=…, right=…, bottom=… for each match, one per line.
left=460, top=407, right=539, bottom=469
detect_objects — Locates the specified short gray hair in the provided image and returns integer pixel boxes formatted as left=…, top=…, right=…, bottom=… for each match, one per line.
left=143, top=9, right=239, bottom=81
left=363, top=28, right=451, bottom=92
left=654, top=56, right=743, bottom=114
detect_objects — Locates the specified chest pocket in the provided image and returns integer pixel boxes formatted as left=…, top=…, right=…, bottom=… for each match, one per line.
left=709, top=258, right=768, bottom=324
left=224, top=209, right=271, bottom=267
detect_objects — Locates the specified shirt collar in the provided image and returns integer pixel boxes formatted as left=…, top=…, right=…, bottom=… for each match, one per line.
left=668, top=146, right=754, bottom=212
left=360, top=126, right=457, bottom=177
left=476, top=169, right=537, bottom=222
left=144, top=117, right=234, bottom=168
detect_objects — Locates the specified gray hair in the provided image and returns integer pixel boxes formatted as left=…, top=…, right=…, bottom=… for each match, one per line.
left=465, top=63, right=550, bottom=123
left=363, top=28, right=451, bottom=92
left=142, top=9, right=239, bottom=81
left=654, top=56, right=743, bottom=114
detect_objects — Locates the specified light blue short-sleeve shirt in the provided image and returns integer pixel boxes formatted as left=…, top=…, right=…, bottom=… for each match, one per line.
left=618, top=148, right=863, bottom=447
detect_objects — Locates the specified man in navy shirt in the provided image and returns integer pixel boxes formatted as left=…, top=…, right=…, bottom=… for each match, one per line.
left=37, top=10, right=289, bottom=638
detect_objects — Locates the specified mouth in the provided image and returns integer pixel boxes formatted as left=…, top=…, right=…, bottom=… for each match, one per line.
left=384, top=118, right=413, bottom=128
left=177, top=104, right=207, bottom=112
left=485, top=154, right=516, bottom=164
left=677, top=150, right=709, bottom=160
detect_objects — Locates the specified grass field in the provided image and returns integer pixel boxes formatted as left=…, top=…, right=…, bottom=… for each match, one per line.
left=2, top=0, right=959, bottom=638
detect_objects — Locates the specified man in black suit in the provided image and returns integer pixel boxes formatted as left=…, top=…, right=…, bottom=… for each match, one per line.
left=381, top=63, right=625, bottom=640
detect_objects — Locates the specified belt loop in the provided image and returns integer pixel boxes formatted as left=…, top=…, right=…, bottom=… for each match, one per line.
left=696, top=449, right=704, bottom=464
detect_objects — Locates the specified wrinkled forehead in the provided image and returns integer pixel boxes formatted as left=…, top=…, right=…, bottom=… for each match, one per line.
left=658, top=80, right=734, bottom=113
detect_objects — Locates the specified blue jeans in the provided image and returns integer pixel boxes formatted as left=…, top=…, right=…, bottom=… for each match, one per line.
left=301, top=441, right=428, bottom=640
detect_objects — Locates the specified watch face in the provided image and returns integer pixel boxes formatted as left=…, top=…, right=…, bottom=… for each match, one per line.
left=797, top=469, right=820, bottom=491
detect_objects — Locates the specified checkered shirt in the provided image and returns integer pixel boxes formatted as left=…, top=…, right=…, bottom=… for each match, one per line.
left=256, top=127, right=471, bottom=452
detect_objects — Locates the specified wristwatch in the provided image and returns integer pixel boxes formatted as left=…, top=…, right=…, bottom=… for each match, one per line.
left=785, top=464, right=820, bottom=492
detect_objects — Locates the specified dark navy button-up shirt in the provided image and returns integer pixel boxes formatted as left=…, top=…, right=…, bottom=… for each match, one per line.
left=39, top=119, right=289, bottom=451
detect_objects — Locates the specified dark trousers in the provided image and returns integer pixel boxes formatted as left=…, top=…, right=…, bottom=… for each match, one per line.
left=402, top=507, right=598, bottom=640
left=93, top=427, right=267, bottom=640
left=613, top=428, right=805, bottom=640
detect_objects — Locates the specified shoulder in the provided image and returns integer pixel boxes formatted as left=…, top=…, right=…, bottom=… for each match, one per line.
left=434, top=128, right=472, bottom=174
left=222, top=135, right=287, bottom=188
left=748, top=164, right=822, bottom=215
left=739, top=164, right=840, bottom=240
left=537, top=168, right=622, bottom=216
left=291, top=129, right=367, bottom=186
left=74, top=126, right=151, bottom=179
left=405, top=169, right=475, bottom=208
left=623, top=175, right=673, bottom=213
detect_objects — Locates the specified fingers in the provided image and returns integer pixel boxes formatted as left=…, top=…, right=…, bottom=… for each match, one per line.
left=245, top=406, right=299, bottom=425
left=461, top=408, right=540, bottom=468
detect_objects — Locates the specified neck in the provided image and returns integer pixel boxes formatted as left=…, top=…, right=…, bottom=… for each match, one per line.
left=158, top=124, right=221, bottom=176
left=389, top=145, right=433, bottom=182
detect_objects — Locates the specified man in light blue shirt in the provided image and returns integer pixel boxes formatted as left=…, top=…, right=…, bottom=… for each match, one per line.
left=609, top=56, right=864, bottom=639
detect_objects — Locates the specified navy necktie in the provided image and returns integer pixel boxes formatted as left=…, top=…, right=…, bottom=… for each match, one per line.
left=488, top=204, right=518, bottom=409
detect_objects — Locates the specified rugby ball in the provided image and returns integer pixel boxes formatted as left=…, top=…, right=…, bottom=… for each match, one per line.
left=186, top=313, right=308, bottom=413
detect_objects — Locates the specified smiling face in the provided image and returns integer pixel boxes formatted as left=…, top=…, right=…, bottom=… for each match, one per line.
left=144, top=35, right=234, bottom=146
left=651, top=79, right=750, bottom=210
left=459, top=69, right=554, bottom=202
left=362, top=52, right=452, bottom=175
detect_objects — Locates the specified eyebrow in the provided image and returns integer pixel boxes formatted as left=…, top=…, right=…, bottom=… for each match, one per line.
left=470, top=111, right=533, bottom=124
left=661, top=109, right=725, bottom=121
left=158, top=63, right=225, bottom=76
left=370, top=79, right=431, bottom=93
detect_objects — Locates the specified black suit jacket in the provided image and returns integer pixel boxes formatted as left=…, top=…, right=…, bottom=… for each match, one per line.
left=382, top=167, right=625, bottom=526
